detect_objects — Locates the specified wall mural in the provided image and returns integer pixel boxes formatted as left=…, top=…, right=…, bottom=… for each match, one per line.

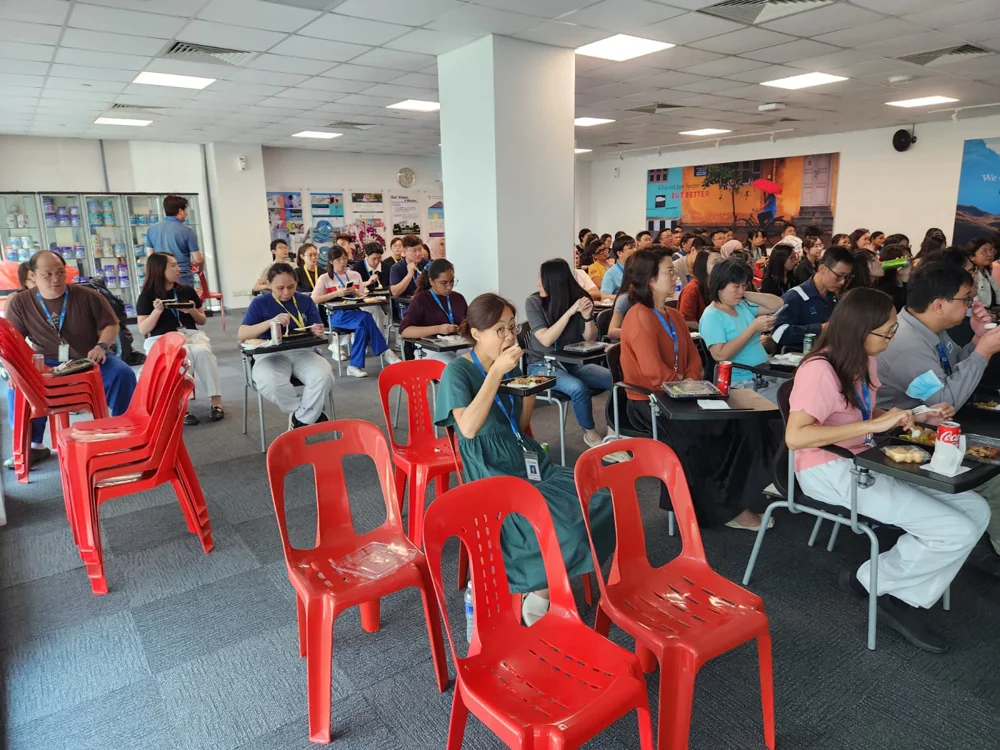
left=954, top=138, right=1000, bottom=247
left=646, top=152, right=839, bottom=240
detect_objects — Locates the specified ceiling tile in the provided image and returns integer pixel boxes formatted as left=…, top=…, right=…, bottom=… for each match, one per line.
left=671, top=77, right=747, bottom=94
left=513, top=21, right=609, bottom=48
left=427, top=4, right=542, bottom=35
left=313, top=102, right=382, bottom=115
left=350, top=48, right=436, bottom=71
left=141, top=59, right=238, bottom=80
left=692, top=28, right=797, bottom=55
left=244, top=54, right=334, bottom=75
left=227, top=68, right=309, bottom=86
left=336, top=93, right=405, bottom=107
left=723, top=64, right=802, bottom=84
left=562, top=0, right=685, bottom=34
left=0, top=0, right=69, bottom=24
left=903, top=0, right=1000, bottom=31
left=0, top=73, right=45, bottom=88
left=0, top=42, right=55, bottom=62
left=384, top=29, right=476, bottom=55
left=859, top=31, right=966, bottom=58
left=760, top=4, right=885, bottom=36
left=389, top=72, right=438, bottom=88
left=947, top=19, right=1000, bottom=43
left=335, top=0, right=464, bottom=27
left=47, top=63, right=135, bottom=82
left=361, top=83, right=438, bottom=99
left=177, top=20, right=288, bottom=52
left=54, top=47, right=149, bottom=70
left=743, top=40, right=843, bottom=65
left=814, top=18, right=925, bottom=47
left=642, top=70, right=709, bottom=88
left=61, top=28, right=169, bottom=57
left=0, top=85, right=42, bottom=99
left=680, top=56, right=769, bottom=77
left=46, top=77, right=127, bottom=94
left=295, top=77, right=372, bottom=94
left=0, top=59, right=50, bottom=75
left=121, top=83, right=200, bottom=99
left=321, top=64, right=404, bottom=83
left=299, top=13, right=411, bottom=45
left=268, top=35, right=371, bottom=63
left=0, top=20, right=62, bottom=45
left=645, top=12, right=745, bottom=45
left=73, top=0, right=206, bottom=15
left=68, top=3, right=188, bottom=37
left=196, top=0, right=322, bottom=33
left=850, top=0, right=940, bottom=12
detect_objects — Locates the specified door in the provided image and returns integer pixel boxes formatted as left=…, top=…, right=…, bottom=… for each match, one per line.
left=801, top=154, right=833, bottom=207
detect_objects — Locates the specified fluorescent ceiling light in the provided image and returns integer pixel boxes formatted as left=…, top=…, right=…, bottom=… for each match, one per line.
left=886, top=95, right=959, bottom=108
left=575, top=117, right=615, bottom=127
left=94, top=117, right=151, bottom=127
left=386, top=100, right=440, bottom=112
left=575, top=34, right=674, bottom=62
left=133, top=71, right=215, bottom=90
left=575, top=148, right=592, bottom=154
left=292, top=131, right=342, bottom=139
left=679, top=128, right=731, bottom=136
left=760, top=72, right=847, bottom=90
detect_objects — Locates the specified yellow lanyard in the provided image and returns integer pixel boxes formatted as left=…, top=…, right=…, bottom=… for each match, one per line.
left=304, top=266, right=318, bottom=289
left=273, top=293, right=305, bottom=328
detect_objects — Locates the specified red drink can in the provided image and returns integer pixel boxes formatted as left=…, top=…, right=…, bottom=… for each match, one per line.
left=716, top=361, right=732, bottom=397
left=937, top=421, right=961, bottom=447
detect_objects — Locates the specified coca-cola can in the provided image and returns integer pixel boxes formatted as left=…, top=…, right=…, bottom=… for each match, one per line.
left=270, top=320, right=283, bottom=344
left=937, top=421, right=961, bottom=446
left=716, top=361, right=732, bottom=397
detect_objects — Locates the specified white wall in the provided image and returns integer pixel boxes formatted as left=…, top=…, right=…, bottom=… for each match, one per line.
left=0, top=135, right=108, bottom=192
left=583, top=114, right=1000, bottom=244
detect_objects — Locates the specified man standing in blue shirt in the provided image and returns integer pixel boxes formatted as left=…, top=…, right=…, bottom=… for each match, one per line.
left=145, top=195, right=203, bottom=286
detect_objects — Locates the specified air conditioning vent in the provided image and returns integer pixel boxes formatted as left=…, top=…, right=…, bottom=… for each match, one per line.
left=326, top=121, right=379, bottom=131
left=110, top=104, right=171, bottom=113
left=626, top=103, right=685, bottom=115
left=161, top=41, right=256, bottom=67
left=598, top=142, right=634, bottom=148
left=700, top=0, right=835, bottom=25
left=898, top=44, right=992, bottom=68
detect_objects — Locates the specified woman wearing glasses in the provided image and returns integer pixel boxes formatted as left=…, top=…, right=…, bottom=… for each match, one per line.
left=399, top=259, right=468, bottom=362
left=434, top=293, right=614, bottom=626
left=786, top=287, right=987, bottom=653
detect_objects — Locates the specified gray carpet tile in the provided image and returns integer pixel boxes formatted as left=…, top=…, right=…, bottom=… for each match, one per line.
left=6, top=680, right=181, bottom=750
left=103, top=501, right=209, bottom=557
left=0, top=524, right=90, bottom=588
left=2, top=612, right=149, bottom=728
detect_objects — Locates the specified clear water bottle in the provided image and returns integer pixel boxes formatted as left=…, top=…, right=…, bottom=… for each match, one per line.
left=464, top=581, right=474, bottom=643
left=674, top=275, right=682, bottom=298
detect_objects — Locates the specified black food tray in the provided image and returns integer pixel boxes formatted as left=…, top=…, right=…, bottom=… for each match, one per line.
left=498, top=376, right=556, bottom=397
left=661, top=380, right=723, bottom=400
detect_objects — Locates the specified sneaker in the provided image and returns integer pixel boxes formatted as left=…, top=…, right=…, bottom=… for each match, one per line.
left=877, top=595, right=948, bottom=653
left=4, top=446, right=51, bottom=469
left=384, top=349, right=402, bottom=365
left=838, top=569, right=869, bottom=600
left=329, top=344, right=350, bottom=361
left=345, top=365, right=368, bottom=378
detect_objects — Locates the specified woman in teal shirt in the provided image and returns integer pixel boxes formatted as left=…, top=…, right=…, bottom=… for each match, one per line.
left=434, top=293, right=614, bottom=625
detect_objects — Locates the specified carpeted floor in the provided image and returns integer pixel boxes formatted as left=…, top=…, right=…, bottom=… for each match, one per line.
left=1, top=315, right=998, bottom=750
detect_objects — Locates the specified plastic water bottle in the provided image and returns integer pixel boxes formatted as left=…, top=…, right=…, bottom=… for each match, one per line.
left=464, top=581, right=474, bottom=643
left=674, top=275, right=682, bottom=298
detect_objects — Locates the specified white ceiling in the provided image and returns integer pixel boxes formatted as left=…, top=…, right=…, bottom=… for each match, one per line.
left=1, top=0, right=999, bottom=158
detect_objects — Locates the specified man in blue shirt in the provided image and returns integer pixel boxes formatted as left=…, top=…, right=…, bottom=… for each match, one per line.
left=600, top=234, right=637, bottom=295
left=772, top=246, right=853, bottom=349
left=389, top=234, right=426, bottom=297
left=145, top=195, right=202, bottom=286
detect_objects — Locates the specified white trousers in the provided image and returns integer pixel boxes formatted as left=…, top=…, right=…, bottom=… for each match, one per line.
left=145, top=330, right=222, bottom=398
left=252, top=348, right=333, bottom=424
left=798, top=458, right=990, bottom=609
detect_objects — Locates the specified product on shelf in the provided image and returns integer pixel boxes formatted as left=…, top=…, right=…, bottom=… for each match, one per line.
left=124, top=304, right=135, bottom=317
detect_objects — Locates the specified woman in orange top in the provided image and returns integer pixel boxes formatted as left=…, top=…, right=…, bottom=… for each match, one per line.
left=677, top=249, right=721, bottom=331
left=619, top=248, right=779, bottom=529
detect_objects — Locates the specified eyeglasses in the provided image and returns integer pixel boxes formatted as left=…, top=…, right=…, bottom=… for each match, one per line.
left=433, top=278, right=457, bottom=288
left=493, top=324, right=517, bottom=339
left=869, top=323, right=898, bottom=340
left=824, top=265, right=852, bottom=282
left=36, top=270, right=66, bottom=280
left=948, top=295, right=977, bottom=308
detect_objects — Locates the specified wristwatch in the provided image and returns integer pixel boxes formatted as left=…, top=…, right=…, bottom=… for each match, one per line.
left=582, top=316, right=594, bottom=323
left=96, top=342, right=110, bottom=351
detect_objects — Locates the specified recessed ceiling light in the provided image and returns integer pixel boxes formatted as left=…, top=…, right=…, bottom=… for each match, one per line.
left=575, top=117, right=615, bottom=127
left=94, top=117, right=151, bottom=127
left=386, top=100, right=440, bottom=112
left=575, top=148, right=592, bottom=154
left=292, top=131, right=342, bottom=139
left=760, top=72, right=847, bottom=90
left=886, top=95, right=959, bottom=108
left=679, top=128, right=732, bottom=136
left=575, top=34, right=674, bottom=63
left=133, top=71, right=215, bottom=90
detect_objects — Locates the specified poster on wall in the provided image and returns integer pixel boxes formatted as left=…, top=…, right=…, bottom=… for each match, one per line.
left=309, top=192, right=345, bottom=265
left=389, top=194, right=421, bottom=236
left=953, top=139, right=1000, bottom=247
left=266, top=192, right=304, bottom=250
left=427, top=197, right=445, bottom=258
left=645, top=153, right=839, bottom=240
left=347, top=192, right=386, bottom=252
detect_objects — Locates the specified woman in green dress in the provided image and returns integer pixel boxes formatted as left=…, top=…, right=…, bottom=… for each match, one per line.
left=434, top=293, right=615, bottom=625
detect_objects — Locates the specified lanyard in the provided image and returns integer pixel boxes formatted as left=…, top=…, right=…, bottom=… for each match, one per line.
left=331, top=270, right=350, bottom=289
left=857, top=380, right=874, bottom=447
left=653, top=309, right=680, bottom=372
left=36, top=289, right=68, bottom=334
left=469, top=350, right=523, bottom=446
left=168, top=289, right=182, bottom=320
left=935, top=343, right=952, bottom=377
left=272, top=293, right=305, bottom=328
left=304, top=266, right=317, bottom=289
left=430, top=291, right=454, bottom=325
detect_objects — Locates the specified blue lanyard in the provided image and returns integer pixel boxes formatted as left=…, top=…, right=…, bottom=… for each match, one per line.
left=653, top=309, right=680, bottom=372
left=935, top=343, right=952, bottom=377
left=331, top=271, right=350, bottom=289
left=469, top=350, right=523, bottom=445
left=36, top=289, right=68, bottom=334
left=430, top=291, right=454, bottom=325
left=857, top=381, right=872, bottom=421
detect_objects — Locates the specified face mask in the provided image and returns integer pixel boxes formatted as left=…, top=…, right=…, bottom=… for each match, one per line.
left=905, top=369, right=945, bottom=401
left=966, top=307, right=973, bottom=318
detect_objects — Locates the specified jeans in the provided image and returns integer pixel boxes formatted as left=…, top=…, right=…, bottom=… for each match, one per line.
left=527, top=361, right=612, bottom=431
left=329, top=309, right=389, bottom=368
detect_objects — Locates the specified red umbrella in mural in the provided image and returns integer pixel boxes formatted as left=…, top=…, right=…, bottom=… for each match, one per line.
left=751, top=178, right=782, bottom=194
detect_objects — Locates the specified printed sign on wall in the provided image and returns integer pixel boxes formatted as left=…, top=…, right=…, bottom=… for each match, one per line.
left=267, top=192, right=304, bottom=249
left=954, top=138, right=1000, bottom=247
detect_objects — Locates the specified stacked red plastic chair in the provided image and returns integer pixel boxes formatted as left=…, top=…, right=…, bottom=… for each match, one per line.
left=575, top=438, right=775, bottom=750
left=0, top=317, right=109, bottom=484
left=57, top=332, right=214, bottom=594
left=422, top=475, right=655, bottom=749
left=377, top=359, right=460, bottom=548
left=266, top=419, right=449, bottom=744
left=195, top=263, right=226, bottom=331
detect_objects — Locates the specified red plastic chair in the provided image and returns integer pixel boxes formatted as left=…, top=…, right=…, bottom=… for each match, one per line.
left=575, top=438, right=775, bottom=750
left=422, top=475, right=655, bottom=749
left=266, top=419, right=449, bottom=744
left=194, top=263, right=225, bottom=331
left=377, top=359, right=458, bottom=547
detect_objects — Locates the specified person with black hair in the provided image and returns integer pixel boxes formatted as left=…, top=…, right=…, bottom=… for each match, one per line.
left=352, top=242, right=389, bottom=289
left=876, top=244, right=912, bottom=311
left=600, top=234, right=636, bottom=295
left=884, top=233, right=909, bottom=250
left=17, top=261, right=32, bottom=290
left=964, top=237, right=1000, bottom=307
left=635, top=230, right=652, bottom=249
left=760, top=243, right=798, bottom=297
left=585, top=238, right=611, bottom=287
left=787, top=287, right=988, bottom=653
left=708, top=229, right=726, bottom=250
left=772, top=246, right=854, bottom=350
left=672, top=235, right=707, bottom=288
left=830, top=233, right=850, bottom=248
left=144, top=194, right=202, bottom=286
left=919, top=235, right=945, bottom=257
left=253, top=239, right=291, bottom=293
left=842, top=249, right=884, bottom=294
left=745, top=229, right=768, bottom=262
left=525, top=259, right=614, bottom=450
left=575, top=227, right=593, bottom=256
left=793, top=236, right=824, bottom=284
left=782, top=223, right=797, bottom=238
left=677, top=248, right=722, bottom=330
left=870, top=231, right=885, bottom=253
left=849, top=228, right=871, bottom=252
left=803, top=225, right=823, bottom=241
left=389, top=234, right=426, bottom=297
left=399, top=259, right=468, bottom=362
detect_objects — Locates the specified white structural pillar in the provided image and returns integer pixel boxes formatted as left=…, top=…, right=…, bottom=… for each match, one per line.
left=438, top=35, right=576, bottom=306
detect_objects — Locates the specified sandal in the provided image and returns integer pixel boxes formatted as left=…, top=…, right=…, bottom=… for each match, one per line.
left=209, top=406, right=225, bottom=422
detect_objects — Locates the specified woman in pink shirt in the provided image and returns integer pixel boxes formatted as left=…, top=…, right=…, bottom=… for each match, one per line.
left=785, top=287, right=989, bottom=653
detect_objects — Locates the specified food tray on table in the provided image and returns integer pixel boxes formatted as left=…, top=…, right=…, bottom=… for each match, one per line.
left=890, top=424, right=937, bottom=447
left=498, top=375, right=556, bottom=396
left=969, top=397, right=1000, bottom=412
left=50, top=359, right=95, bottom=377
left=661, top=380, right=722, bottom=400
left=162, top=300, right=195, bottom=308
left=964, top=434, right=1000, bottom=465
left=882, top=445, right=930, bottom=464
left=562, top=341, right=608, bottom=354
left=767, top=352, right=803, bottom=369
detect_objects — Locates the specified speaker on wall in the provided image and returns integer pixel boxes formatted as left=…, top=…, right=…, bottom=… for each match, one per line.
left=893, top=129, right=917, bottom=152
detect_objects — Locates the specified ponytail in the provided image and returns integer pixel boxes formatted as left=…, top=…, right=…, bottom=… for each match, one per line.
left=416, top=267, right=431, bottom=292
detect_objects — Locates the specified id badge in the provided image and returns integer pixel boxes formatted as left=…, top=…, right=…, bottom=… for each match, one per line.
left=523, top=451, right=542, bottom=483
left=58, top=343, right=69, bottom=363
